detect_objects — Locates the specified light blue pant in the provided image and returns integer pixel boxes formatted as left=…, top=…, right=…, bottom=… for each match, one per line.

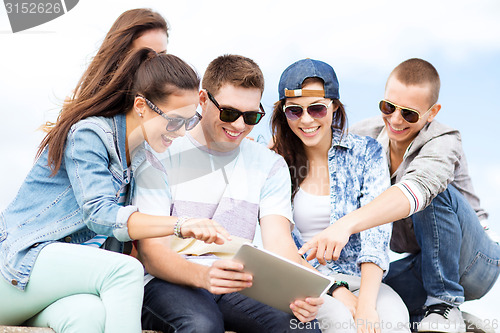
left=0, top=242, right=144, bottom=333
left=25, top=294, right=106, bottom=332
left=384, top=185, right=500, bottom=316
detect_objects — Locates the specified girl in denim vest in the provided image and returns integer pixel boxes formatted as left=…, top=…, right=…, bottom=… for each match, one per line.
left=271, top=59, right=410, bottom=333
left=0, top=48, right=230, bottom=332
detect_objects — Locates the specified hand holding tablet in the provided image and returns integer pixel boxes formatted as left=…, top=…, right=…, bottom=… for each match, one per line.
left=232, top=244, right=333, bottom=314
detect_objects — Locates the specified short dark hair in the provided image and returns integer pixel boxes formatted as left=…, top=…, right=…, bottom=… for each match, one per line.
left=388, top=58, right=441, bottom=105
left=202, top=54, right=264, bottom=95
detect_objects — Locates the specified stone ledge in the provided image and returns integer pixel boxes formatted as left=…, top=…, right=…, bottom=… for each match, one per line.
left=0, top=328, right=53, bottom=333
left=0, top=327, right=160, bottom=333
left=0, top=327, right=235, bottom=333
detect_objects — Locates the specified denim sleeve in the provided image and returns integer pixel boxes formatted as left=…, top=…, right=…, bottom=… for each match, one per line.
left=357, top=138, right=391, bottom=272
left=64, top=124, right=133, bottom=242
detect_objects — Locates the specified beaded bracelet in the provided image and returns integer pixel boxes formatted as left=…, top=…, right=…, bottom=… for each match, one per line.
left=174, top=216, right=190, bottom=239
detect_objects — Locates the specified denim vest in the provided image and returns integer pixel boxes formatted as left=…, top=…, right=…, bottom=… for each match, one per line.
left=0, top=114, right=145, bottom=290
left=293, top=129, right=392, bottom=277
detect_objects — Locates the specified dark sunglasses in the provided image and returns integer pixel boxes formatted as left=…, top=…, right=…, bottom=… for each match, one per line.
left=206, top=90, right=265, bottom=125
left=138, top=95, right=202, bottom=132
left=283, top=100, right=333, bottom=120
left=379, top=100, right=434, bottom=124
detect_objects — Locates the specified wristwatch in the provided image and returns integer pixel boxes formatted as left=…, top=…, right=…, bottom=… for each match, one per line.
left=326, top=280, right=349, bottom=296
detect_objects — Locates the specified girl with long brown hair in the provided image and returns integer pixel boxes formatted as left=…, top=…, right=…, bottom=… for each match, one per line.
left=72, top=8, right=168, bottom=100
left=0, top=47, right=230, bottom=332
left=43, top=8, right=169, bottom=131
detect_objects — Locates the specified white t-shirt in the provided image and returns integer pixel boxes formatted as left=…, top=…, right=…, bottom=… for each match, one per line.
left=293, top=187, right=330, bottom=242
left=133, top=134, right=293, bottom=282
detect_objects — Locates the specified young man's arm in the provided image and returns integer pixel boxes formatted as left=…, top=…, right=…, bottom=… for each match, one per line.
left=260, top=215, right=324, bottom=323
left=300, top=186, right=410, bottom=262
left=300, top=130, right=461, bottom=262
left=138, top=236, right=252, bottom=294
left=134, top=149, right=249, bottom=294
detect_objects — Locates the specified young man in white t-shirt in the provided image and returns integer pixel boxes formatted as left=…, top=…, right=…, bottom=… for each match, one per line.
left=134, top=55, right=323, bottom=333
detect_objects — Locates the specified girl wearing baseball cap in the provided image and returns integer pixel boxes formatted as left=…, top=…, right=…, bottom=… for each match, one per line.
left=271, top=59, right=409, bottom=333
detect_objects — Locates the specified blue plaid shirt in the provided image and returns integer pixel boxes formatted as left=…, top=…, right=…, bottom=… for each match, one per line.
left=293, top=129, right=392, bottom=277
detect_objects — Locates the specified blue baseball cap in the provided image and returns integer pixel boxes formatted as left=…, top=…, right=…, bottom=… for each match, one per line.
left=278, top=58, right=339, bottom=100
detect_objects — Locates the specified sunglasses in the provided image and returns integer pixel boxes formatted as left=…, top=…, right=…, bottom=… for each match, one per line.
left=283, top=100, right=333, bottom=120
left=206, top=91, right=265, bottom=125
left=139, top=95, right=202, bottom=132
left=379, top=100, right=434, bottom=124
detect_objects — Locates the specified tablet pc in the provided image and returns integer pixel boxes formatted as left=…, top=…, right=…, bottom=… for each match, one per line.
left=233, top=243, right=333, bottom=314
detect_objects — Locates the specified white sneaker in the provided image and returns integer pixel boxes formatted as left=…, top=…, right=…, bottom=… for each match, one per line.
left=462, top=311, right=496, bottom=333
left=417, top=303, right=466, bottom=333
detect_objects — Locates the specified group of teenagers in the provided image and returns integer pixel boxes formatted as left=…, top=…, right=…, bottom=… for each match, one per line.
left=1, top=7, right=499, bottom=333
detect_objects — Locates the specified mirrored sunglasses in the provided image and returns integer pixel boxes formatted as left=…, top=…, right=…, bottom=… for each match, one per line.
left=379, top=100, right=433, bottom=124
left=283, top=100, right=333, bottom=120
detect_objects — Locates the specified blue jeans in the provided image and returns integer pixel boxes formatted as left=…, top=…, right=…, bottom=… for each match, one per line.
left=142, top=277, right=321, bottom=333
left=384, top=185, right=500, bottom=315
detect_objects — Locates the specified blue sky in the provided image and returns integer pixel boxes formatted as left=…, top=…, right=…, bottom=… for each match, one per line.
left=1, top=0, right=499, bottom=322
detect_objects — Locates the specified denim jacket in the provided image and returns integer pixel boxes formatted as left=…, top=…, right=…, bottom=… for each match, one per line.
left=293, top=129, right=392, bottom=277
left=0, top=114, right=144, bottom=290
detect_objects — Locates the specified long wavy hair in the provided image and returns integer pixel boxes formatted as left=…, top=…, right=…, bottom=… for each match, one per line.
left=41, top=9, right=168, bottom=132
left=37, top=49, right=199, bottom=175
left=74, top=8, right=168, bottom=101
left=271, top=97, right=347, bottom=198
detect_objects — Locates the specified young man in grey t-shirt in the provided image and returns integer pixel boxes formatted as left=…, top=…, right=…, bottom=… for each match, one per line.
left=300, top=58, right=500, bottom=333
